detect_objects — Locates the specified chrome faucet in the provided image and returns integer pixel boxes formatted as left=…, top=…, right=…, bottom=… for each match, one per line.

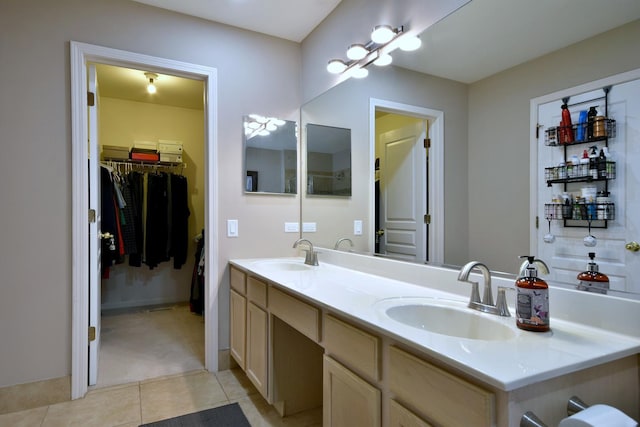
left=334, top=237, right=354, bottom=251
left=293, top=238, right=319, bottom=266
left=518, top=257, right=550, bottom=277
left=457, top=261, right=511, bottom=317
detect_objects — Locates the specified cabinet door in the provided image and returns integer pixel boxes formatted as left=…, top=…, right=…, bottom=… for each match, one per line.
left=389, top=400, right=433, bottom=427
left=323, top=355, right=380, bottom=427
left=230, top=289, right=246, bottom=369
left=246, top=302, right=268, bottom=398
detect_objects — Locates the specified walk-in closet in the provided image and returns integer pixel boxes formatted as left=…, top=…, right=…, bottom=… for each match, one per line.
left=93, top=63, right=206, bottom=388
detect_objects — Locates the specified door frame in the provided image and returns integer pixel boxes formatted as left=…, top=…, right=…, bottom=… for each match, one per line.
left=70, top=41, right=218, bottom=399
left=369, top=98, right=444, bottom=264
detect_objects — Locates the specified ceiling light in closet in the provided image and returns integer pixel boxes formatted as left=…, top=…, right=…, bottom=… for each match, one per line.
left=145, top=72, right=158, bottom=94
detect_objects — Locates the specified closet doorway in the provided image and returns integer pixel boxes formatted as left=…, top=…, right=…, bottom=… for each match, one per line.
left=70, top=42, right=219, bottom=400
left=93, top=63, right=206, bottom=388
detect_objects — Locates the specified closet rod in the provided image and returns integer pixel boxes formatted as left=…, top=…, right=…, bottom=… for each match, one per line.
left=101, top=160, right=186, bottom=173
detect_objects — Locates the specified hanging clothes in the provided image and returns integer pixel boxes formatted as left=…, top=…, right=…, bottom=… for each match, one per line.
left=144, top=172, right=169, bottom=269
left=170, top=174, right=190, bottom=269
left=100, top=166, right=120, bottom=274
left=127, top=171, right=144, bottom=267
left=190, top=230, right=205, bottom=315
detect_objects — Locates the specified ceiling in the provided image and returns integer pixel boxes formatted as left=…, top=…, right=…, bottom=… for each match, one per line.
left=98, top=0, right=640, bottom=108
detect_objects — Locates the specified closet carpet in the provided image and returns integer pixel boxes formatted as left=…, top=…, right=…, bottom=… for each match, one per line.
left=97, top=303, right=205, bottom=388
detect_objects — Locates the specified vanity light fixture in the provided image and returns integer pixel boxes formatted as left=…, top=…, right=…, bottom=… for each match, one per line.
left=144, top=72, right=158, bottom=94
left=326, top=25, right=421, bottom=79
left=244, top=115, right=286, bottom=139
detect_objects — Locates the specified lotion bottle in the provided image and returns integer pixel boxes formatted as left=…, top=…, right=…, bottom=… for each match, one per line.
left=576, top=252, right=610, bottom=294
left=516, top=256, right=550, bottom=332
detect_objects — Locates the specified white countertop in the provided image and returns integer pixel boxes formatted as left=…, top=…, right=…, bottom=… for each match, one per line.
left=229, top=256, right=640, bottom=392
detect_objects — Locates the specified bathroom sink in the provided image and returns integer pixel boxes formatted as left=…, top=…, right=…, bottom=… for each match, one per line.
left=375, top=297, right=516, bottom=341
left=252, top=259, right=313, bottom=272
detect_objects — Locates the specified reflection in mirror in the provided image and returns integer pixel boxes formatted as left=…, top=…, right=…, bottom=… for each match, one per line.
left=299, top=3, right=640, bottom=299
left=306, top=124, right=351, bottom=196
left=243, top=115, right=297, bottom=194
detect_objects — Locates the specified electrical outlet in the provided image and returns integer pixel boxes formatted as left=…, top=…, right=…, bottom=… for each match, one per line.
left=284, top=222, right=300, bottom=233
left=303, top=222, right=317, bottom=232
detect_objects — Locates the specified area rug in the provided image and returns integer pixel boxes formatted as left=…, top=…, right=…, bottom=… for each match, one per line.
left=140, top=402, right=251, bottom=427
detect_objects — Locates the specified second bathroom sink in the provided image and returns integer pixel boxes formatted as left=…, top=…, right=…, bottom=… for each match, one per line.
left=375, top=297, right=516, bottom=341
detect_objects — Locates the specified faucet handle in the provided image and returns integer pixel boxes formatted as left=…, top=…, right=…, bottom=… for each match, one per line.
left=466, top=281, right=482, bottom=305
left=495, top=286, right=513, bottom=317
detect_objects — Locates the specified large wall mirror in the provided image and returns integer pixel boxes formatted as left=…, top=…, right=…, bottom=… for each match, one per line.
left=243, top=115, right=297, bottom=195
left=300, top=1, right=640, bottom=299
left=306, top=123, right=351, bottom=197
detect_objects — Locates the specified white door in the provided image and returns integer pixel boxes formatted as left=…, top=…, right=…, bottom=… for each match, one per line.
left=378, top=122, right=427, bottom=262
left=536, top=78, right=640, bottom=294
left=88, top=63, right=101, bottom=385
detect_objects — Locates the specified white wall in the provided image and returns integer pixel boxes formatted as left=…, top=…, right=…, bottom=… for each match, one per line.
left=467, top=19, right=640, bottom=274
left=0, top=0, right=300, bottom=388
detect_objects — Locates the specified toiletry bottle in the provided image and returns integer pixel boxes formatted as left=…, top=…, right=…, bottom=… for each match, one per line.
left=586, top=106, right=597, bottom=140
left=576, top=252, right=610, bottom=294
left=576, top=110, right=588, bottom=141
left=560, top=104, right=574, bottom=143
left=597, top=148, right=607, bottom=179
left=516, top=256, right=550, bottom=332
left=588, top=145, right=598, bottom=179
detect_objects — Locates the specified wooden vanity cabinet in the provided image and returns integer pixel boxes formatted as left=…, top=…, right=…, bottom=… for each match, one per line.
left=229, top=267, right=269, bottom=399
left=323, top=355, right=381, bottom=427
left=229, top=267, right=247, bottom=369
left=389, top=346, right=495, bottom=427
left=246, top=277, right=268, bottom=398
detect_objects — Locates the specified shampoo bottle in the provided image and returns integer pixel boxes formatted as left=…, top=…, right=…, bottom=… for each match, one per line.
left=576, top=252, right=610, bottom=294
left=516, top=256, right=550, bottom=332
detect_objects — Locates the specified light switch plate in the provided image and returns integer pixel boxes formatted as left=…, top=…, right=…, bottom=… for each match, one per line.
left=302, top=222, right=317, bottom=232
left=354, top=220, right=363, bottom=235
left=284, top=222, right=300, bottom=233
left=227, top=219, right=238, bottom=237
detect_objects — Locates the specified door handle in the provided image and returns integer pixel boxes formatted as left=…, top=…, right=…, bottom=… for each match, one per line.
left=99, top=232, right=113, bottom=240
left=625, top=241, right=640, bottom=252
left=376, top=229, right=385, bottom=236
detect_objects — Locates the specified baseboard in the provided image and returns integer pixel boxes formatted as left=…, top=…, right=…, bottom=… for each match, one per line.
left=0, top=376, right=70, bottom=415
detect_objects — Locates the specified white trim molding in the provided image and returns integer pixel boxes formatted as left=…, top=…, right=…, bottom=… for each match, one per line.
left=369, top=98, right=445, bottom=264
left=69, top=41, right=218, bottom=399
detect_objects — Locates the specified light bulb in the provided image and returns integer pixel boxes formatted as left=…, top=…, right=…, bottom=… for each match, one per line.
left=346, top=44, right=368, bottom=60
left=374, top=53, right=392, bottom=67
left=399, top=35, right=422, bottom=51
left=147, top=81, right=156, bottom=94
left=350, top=67, right=368, bottom=79
left=327, top=59, right=347, bottom=74
left=371, top=25, right=395, bottom=44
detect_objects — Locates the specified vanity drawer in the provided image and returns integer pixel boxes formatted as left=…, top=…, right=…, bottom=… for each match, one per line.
left=323, top=314, right=380, bottom=381
left=247, top=276, right=267, bottom=308
left=268, top=287, right=319, bottom=342
left=230, top=266, right=246, bottom=294
left=389, top=346, right=495, bottom=427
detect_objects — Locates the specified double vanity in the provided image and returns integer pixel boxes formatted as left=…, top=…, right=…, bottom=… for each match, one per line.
left=229, top=250, right=640, bottom=426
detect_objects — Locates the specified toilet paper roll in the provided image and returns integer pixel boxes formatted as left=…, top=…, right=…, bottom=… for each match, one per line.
left=558, top=404, right=637, bottom=427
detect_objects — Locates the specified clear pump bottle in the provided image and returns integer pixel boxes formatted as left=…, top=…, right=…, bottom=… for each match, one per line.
left=516, top=256, right=550, bottom=332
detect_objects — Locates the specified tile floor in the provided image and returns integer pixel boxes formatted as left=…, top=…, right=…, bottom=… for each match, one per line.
left=0, top=369, right=322, bottom=427
left=0, top=304, right=322, bottom=426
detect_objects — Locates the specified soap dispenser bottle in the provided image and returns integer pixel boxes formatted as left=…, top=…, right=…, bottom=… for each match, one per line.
left=576, top=252, right=610, bottom=294
left=516, top=256, right=550, bottom=332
